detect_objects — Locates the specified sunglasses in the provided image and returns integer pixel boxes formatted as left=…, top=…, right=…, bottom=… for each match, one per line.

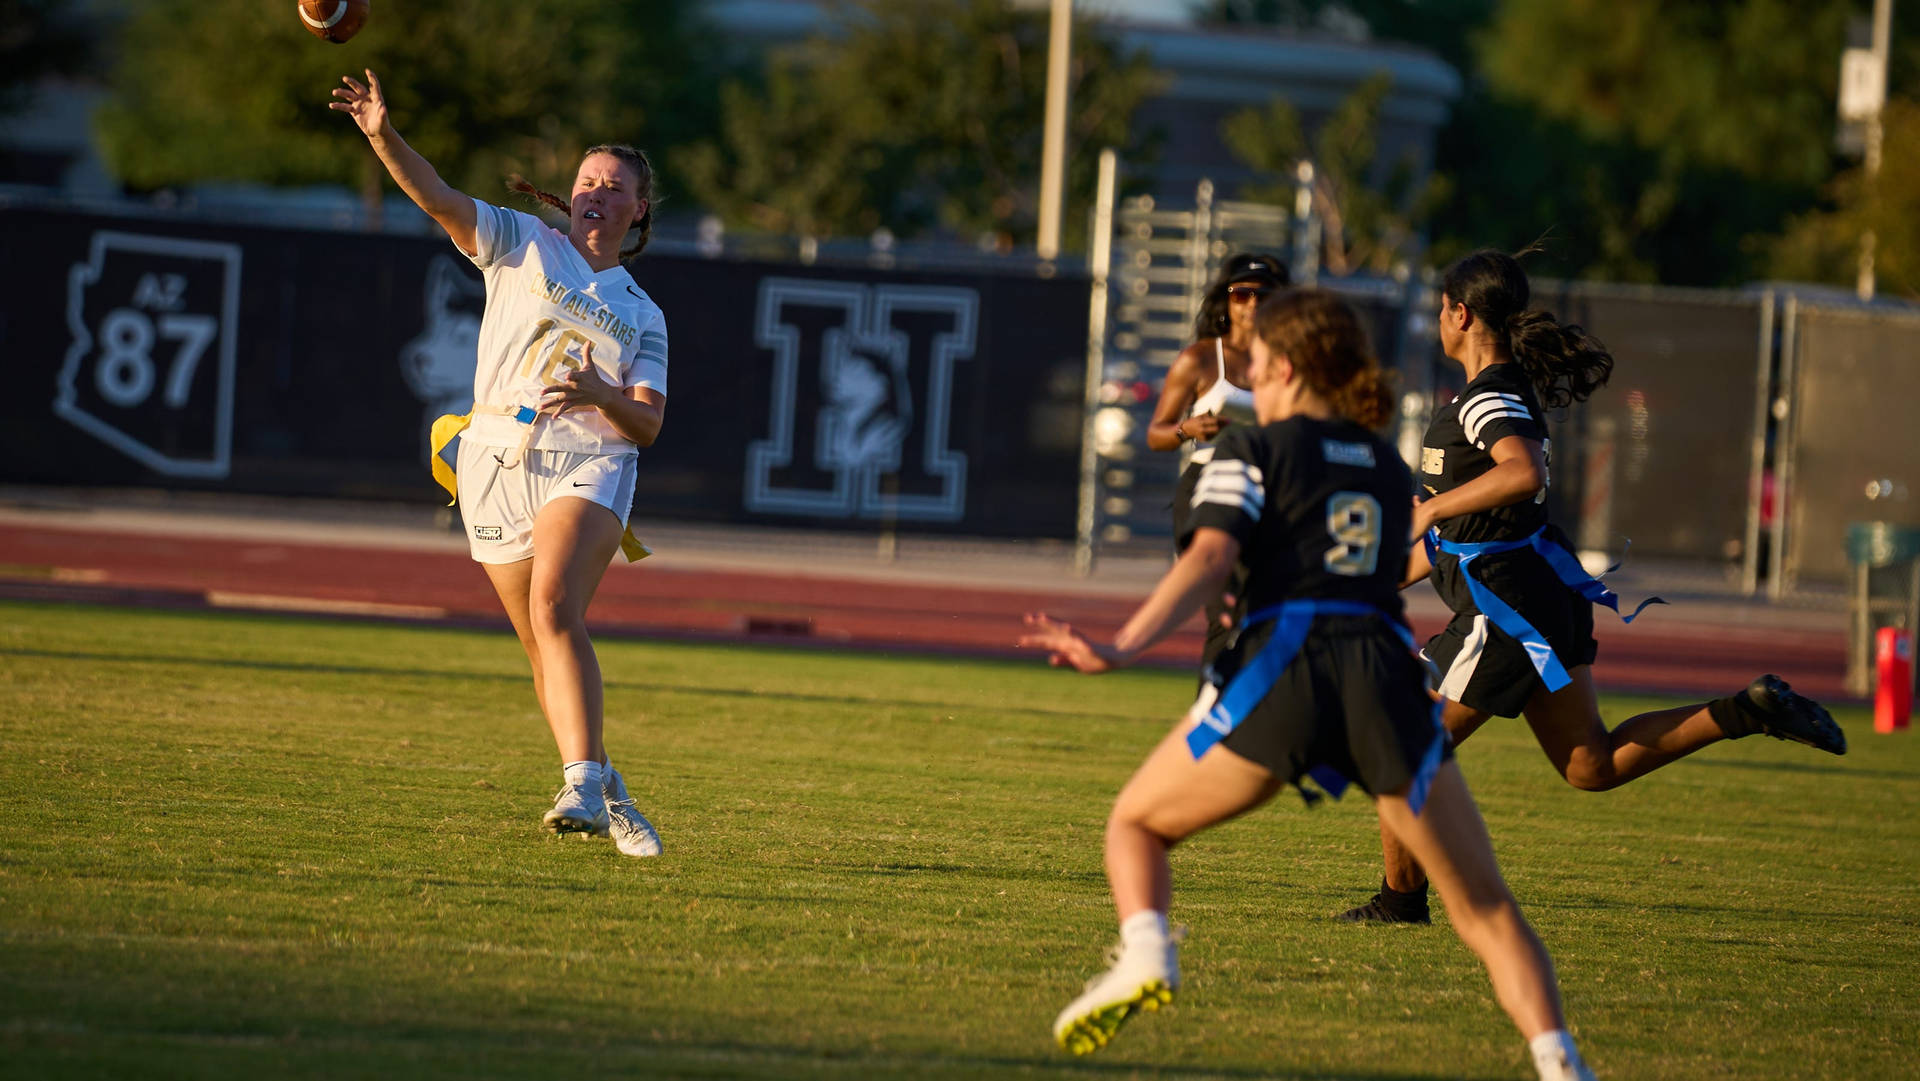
left=1227, top=284, right=1271, bottom=299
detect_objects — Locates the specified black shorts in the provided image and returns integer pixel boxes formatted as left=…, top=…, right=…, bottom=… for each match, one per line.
left=1201, top=615, right=1451, bottom=798
left=1425, top=548, right=1598, bottom=718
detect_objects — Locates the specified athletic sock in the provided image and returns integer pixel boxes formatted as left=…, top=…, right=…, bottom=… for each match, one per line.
left=1707, top=692, right=1763, bottom=739
left=1119, top=910, right=1170, bottom=955
left=1528, top=1029, right=1586, bottom=1080
left=1379, top=877, right=1429, bottom=914
left=562, top=760, right=603, bottom=789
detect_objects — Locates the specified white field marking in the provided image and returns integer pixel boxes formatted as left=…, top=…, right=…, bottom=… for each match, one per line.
left=205, top=591, right=445, bottom=619
left=299, top=2, right=349, bottom=30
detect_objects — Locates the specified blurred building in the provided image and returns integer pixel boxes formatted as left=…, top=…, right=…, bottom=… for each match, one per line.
left=709, top=0, right=1461, bottom=202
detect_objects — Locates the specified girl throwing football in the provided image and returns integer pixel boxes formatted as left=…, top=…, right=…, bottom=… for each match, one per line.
left=332, top=69, right=665, bottom=857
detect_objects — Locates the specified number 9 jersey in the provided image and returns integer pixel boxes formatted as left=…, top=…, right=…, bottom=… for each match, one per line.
left=1179, top=417, right=1413, bottom=618
left=459, top=199, right=669, bottom=455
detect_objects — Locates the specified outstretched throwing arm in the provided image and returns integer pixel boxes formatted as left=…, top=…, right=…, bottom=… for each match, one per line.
left=330, top=69, right=478, bottom=255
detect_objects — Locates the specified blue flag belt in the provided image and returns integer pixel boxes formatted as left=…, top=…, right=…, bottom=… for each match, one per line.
left=1431, top=527, right=1664, bottom=694
left=1185, top=600, right=1446, bottom=816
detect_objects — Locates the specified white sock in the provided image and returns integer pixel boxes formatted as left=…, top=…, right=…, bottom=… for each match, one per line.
left=562, top=760, right=603, bottom=789
left=1529, top=1029, right=1584, bottom=1079
left=1119, top=910, right=1170, bottom=953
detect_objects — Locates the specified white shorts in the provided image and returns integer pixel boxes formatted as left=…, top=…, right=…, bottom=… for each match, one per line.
left=456, top=441, right=637, bottom=564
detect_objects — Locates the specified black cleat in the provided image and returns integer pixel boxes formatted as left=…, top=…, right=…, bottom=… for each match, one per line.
left=1335, top=881, right=1431, bottom=925
left=1741, top=674, right=1847, bottom=755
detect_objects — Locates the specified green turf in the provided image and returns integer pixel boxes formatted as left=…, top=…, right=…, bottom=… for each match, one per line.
left=0, top=600, right=1914, bottom=1080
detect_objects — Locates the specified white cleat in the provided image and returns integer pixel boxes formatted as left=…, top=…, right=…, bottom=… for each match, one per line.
left=1536, top=1051, right=1598, bottom=1081
left=1052, top=939, right=1179, bottom=1055
left=603, top=767, right=662, bottom=858
left=543, top=781, right=609, bottom=836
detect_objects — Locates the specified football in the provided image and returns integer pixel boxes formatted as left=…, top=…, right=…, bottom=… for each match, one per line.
left=297, top=0, right=369, bottom=44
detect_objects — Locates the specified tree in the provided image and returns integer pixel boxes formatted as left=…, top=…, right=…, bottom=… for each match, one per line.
left=1198, top=0, right=1920, bottom=287
left=679, top=0, right=1162, bottom=249
left=93, top=0, right=720, bottom=214
left=1222, top=73, right=1448, bottom=275
left=1772, top=98, right=1920, bottom=299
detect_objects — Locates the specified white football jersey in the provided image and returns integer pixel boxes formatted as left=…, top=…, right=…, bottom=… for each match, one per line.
left=458, top=199, right=668, bottom=454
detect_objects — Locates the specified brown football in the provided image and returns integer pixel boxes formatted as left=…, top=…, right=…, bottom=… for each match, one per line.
left=297, top=0, right=369, bottom=44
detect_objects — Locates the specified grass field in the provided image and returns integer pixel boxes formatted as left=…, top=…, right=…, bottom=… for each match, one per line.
left=1, top=600, right=1915, bottom=1081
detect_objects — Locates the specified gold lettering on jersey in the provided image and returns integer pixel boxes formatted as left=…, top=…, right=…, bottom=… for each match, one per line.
left=525, top=270, right=640, bottom=348
left=1421, top=447, right=1445, bottom=475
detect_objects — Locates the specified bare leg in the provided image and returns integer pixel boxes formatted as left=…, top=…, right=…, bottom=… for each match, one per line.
left=1378, top=699, right=1491, bottom=894
left=1376, top=762, right=1565, bottom=1039
left=1107, top=717, right=1284, bottom=920
left=480, top=558, right=547, bottom=712
left=524, top=497, right=623, bottom=764
left=1523, top=666, right=1721, bottom=791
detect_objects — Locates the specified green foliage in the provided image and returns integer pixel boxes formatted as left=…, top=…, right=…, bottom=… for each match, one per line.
left=1434, top=0, right=1855, bottom=283
left=1222, top=73, right=1448, bottom=274
left=1772, top=98, right=1920, bottom=299
left=680, top=0, right=1161, bottom=248
left=1, top=601, right=1914, bottom=1079
left=93, top=0, right=720, bottom=207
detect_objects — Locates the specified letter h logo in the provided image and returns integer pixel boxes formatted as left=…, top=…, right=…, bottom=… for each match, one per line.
left=746, top=279, right=976, bottom=522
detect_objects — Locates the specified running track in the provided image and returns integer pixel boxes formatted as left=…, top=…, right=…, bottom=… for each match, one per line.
left=0, top=519, right=1853, bottom=703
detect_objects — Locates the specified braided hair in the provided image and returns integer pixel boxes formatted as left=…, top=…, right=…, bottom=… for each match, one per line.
left=505, top=144, right=658, bottom=258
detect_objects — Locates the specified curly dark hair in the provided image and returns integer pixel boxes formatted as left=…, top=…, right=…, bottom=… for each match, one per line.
left=1191, top=251, right=1290, bottom=341
left=1253, top=289, right=1394, bottom=429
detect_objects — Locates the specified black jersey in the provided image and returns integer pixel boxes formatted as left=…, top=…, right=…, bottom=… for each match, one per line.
left=1419, top=363, right=1550, bottom=546
left=1179, top=417, right=1412, bottom=617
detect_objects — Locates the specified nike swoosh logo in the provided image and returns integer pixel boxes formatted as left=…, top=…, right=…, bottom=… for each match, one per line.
left=573, top=482, right=592, bottom=488
left=626, top=286, right=644, bottom=300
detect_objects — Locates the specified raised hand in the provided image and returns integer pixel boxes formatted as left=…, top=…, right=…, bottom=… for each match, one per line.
left=1018, top=613, right=1117, bottom=674
left=328, top=68, right=389, bottom=137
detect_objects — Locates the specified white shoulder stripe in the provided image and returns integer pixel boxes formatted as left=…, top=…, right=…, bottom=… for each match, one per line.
left=1464, top=408, right=1534, bottom=445
left=1192, top=458, right=1265, bottom=522
left=1461, top=393, right=1528, bottom=429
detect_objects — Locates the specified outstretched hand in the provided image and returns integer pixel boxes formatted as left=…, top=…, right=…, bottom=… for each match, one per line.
left=1019, top=613, right=1119, bottom=674
left=329, top=69, right=389, bottom=137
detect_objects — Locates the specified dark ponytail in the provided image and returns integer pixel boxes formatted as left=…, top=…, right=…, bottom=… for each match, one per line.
left=1441, top=248, right=1613, bottom=409
left=504, top=143, right=659, bottom=260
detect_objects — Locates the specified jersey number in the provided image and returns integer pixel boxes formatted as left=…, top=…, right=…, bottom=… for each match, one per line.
left=516, top=317, right=592, bottom=385
left=1323, top=491, right=1382, bottom=577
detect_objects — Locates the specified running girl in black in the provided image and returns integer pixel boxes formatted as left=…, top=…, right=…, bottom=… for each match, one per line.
left=1337, top=249, right=1846, bottom=925
left=1022, top=291, right=1600, bottom=1081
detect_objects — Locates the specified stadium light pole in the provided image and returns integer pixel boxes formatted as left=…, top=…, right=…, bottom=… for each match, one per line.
left=1858, top=0, right=1893, bottom=301
left=1037, top=0, right=1073, bottom=262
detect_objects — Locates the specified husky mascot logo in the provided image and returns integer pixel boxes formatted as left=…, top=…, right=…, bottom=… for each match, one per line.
left=746, top=279, right=976, bottom=522
left=399, top=256, right=484, bottom=455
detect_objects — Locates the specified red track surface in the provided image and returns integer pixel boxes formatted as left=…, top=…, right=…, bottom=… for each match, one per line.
left=0, top=522, right=1852, bottom=702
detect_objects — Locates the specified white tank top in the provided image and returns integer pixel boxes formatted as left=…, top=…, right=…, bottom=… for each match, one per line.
left=1185, top=338, right=1257, bottom=465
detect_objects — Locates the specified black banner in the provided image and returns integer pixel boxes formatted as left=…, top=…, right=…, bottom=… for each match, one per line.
left=0, top=208, right=1088, bottom=538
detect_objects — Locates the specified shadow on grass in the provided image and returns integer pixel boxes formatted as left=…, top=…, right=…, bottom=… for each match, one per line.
left=0, top=646, right=1148, bottom=724
left=637, top=1035, right=1517, bottom=1080
left=1683, top=756, right=1915, bottom=781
